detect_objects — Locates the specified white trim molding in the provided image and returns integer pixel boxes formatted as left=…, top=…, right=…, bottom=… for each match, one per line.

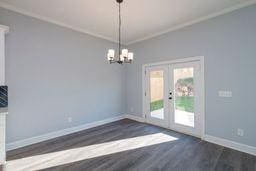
left=7, top=115, right=126, bottom=151
left=0, top=26, right=8, bottom=165
left=143, top=56, right=204, bottom=68
left=6, top=114, right=256, bottom=157
left=127, top=0, right=256, bottom=45
left=125, top=114, right=145, bottom=123
left=0, top=1, right=256, bottom=45
left=126, top=114, right=256, bottom=156
left=0, top=24, right=9, bottom=86
left=0, top=2, right=117, bottom=44
left=0, top=113, right=7, bottom=164
left=204, top=134, right=256, bottom=156
left=6, top=114, right=144, bottom=151
left=0, top=25, right=10, bottom=34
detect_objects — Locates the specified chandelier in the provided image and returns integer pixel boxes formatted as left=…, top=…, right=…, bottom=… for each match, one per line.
left=107, top=0, right=134, bottom=64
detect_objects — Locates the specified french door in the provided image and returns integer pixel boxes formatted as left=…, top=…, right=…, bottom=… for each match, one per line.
left=144, top=60, right=203, bottom=137
left=145, top=65, right=169, bottom=128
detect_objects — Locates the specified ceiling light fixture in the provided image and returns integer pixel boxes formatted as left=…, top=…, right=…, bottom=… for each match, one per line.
left=107, top=0, right=134, bottom=64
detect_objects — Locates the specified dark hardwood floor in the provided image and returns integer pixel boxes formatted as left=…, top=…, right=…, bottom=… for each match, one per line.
left=6, top=119, right=256, bottom=171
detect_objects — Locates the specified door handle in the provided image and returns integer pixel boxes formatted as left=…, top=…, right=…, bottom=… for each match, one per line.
left=169, top=92, right=172, bottom=100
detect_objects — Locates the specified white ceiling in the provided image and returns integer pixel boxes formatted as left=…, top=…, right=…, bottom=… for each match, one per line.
left=0, top=0, right=255, bottom=44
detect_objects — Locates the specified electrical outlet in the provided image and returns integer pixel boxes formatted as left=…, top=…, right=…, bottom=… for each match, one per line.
left=237, top=128, right=244, bottom=136
left=68, top=117, right=73, bottom=123
left=130, top=107, right=134, bottom=112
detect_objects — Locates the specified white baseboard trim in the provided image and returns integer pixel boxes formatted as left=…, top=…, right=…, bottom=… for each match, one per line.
left=7, top=115, right=256, bottom=157
left=203, top=134, right=256, bottom=156
left=124, top=115, right=256, bottom=156
left=125, top=114, right=145, bottom=123
left=6, top=115, right=126, bottom=151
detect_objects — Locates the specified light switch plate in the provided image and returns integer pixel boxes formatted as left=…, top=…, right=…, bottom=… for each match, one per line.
left=219, top=91, right=232, bottom=97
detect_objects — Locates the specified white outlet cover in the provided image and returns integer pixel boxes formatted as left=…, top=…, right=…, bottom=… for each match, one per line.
left=68, top=117, right=73, bottom=123
left=237, top=128, right=244, bottom=136
left=218, top=91, right=232, bottom=98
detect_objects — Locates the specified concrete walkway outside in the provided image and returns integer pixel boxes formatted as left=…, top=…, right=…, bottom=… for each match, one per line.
left=151, top=108, right=194, bottom=127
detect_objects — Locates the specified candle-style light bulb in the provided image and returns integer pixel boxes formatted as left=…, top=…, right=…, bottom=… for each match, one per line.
left=107, top=49, right=115, bottom=61
left=120, top=54, right=125, bottom=61
left=122, top=49, right=128, bottom=57
left=108, top=49, right=115, bottom=57
left=128, top=52, right=134, bottom=60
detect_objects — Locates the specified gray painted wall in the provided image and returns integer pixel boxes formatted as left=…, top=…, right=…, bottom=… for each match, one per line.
left=0, top=4, right=255, bottom=148
left=0, top=7, right=126, bottom=143
left=126, top=5, right=256, bottom=147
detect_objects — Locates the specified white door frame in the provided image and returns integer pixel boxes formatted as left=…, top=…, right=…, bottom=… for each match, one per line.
left=142, top=56, right=205, bottom=138
left=0, top=24, right=9, bottom=165
left=0, top=25, right=9, bottom=85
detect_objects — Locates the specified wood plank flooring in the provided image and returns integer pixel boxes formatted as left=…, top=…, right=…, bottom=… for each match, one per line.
left=5, top=119, right=256, bottom=171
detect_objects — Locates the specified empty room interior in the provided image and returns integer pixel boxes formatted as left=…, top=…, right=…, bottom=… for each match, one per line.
left=0, top=0, right=256, bottom=170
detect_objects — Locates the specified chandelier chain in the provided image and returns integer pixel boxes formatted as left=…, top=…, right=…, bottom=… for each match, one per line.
left=118, top=2, right=121, bottom=59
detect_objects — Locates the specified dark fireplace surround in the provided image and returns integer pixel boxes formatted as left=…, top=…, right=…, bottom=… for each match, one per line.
left=0, top=86, right=8, bottom=108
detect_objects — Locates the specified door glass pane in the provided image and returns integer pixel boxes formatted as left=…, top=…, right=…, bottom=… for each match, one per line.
left=150, top=70, right=164, bottom=119
left=174, top=67, right=195, bottom=127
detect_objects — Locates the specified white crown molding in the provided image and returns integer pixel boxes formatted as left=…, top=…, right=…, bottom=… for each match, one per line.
left=127, top=0, right=256, bottom=45
left=0, top=24, right=9, bottom=34
left=0, top=1, right=118, bottom=43
left=0, top=1, right=256, bottom=46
